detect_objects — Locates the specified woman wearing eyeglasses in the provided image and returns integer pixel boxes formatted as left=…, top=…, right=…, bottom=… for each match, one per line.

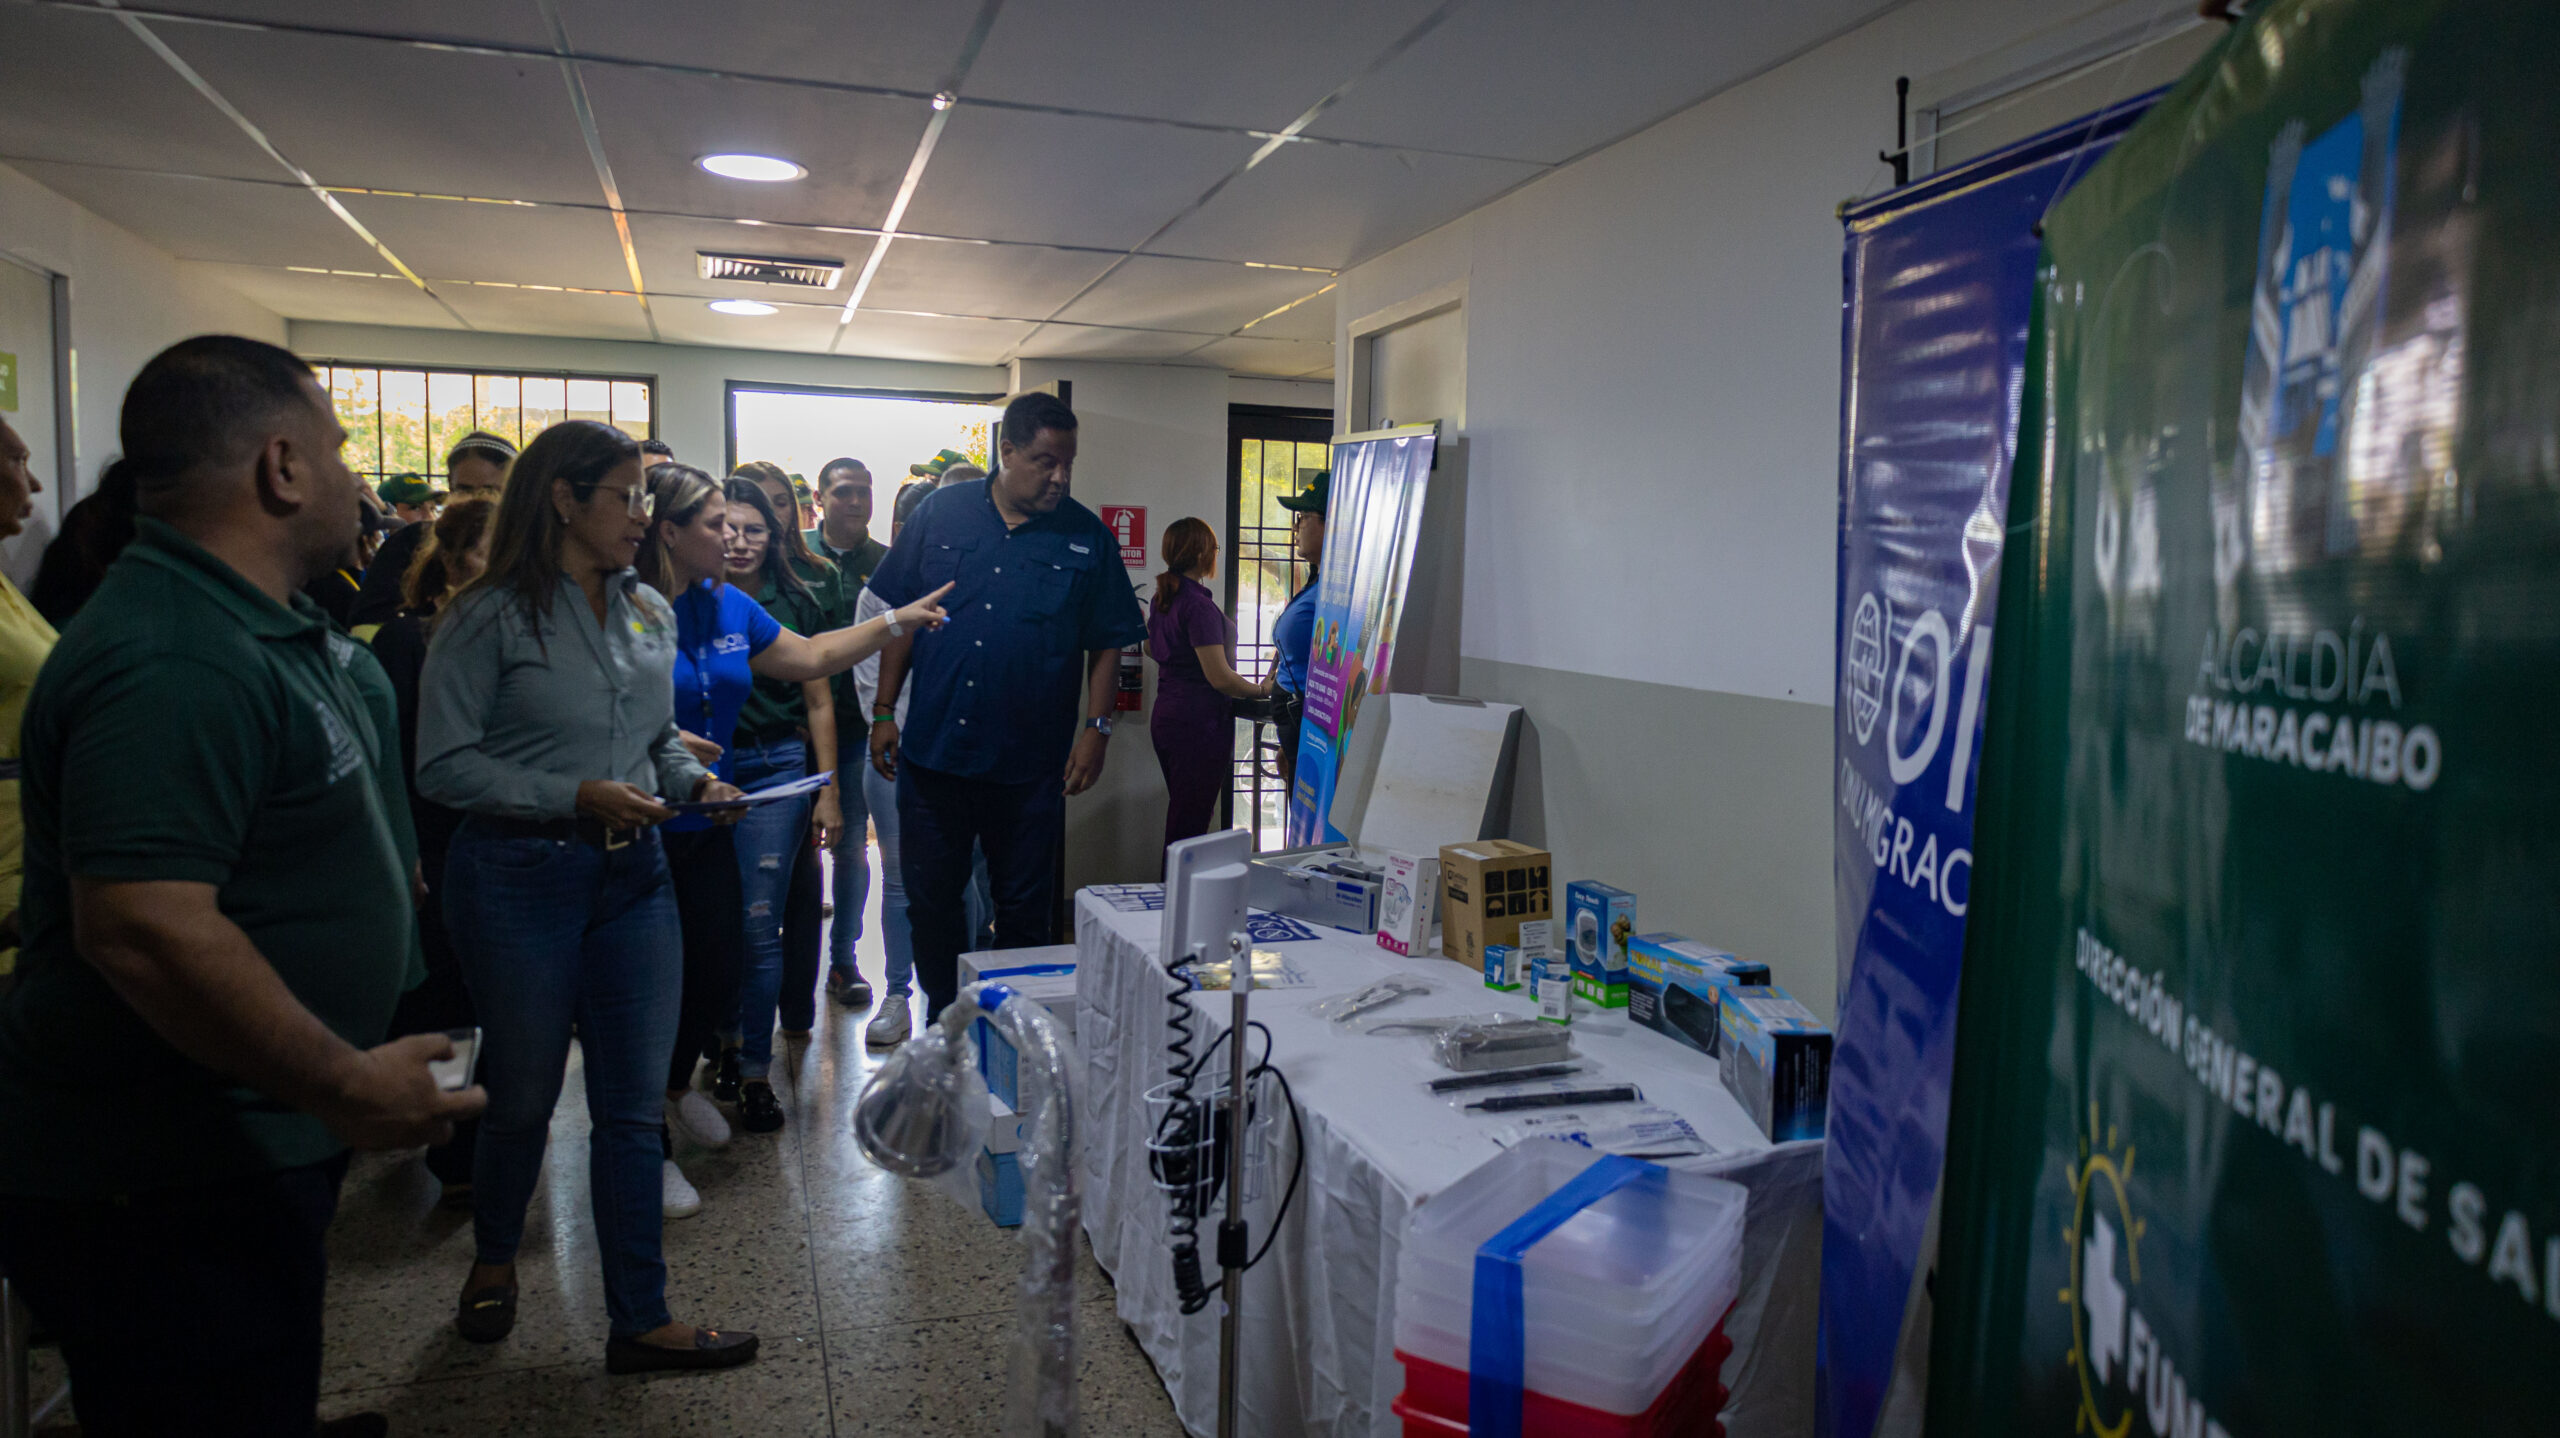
left=413, top=422, right=752, bottom=1375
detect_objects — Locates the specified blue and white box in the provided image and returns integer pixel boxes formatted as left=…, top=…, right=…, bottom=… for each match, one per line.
left=1563, top=881, right=1638, bottom=1010
left=1627, top=933, right=1771, bottom=1058
left=1717, top=985, right=1834, bottom=1142
left=960, top=946, right=1078, bottom=1110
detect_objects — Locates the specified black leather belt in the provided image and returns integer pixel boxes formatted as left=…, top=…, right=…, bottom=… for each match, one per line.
left=475, top=814, right=648, bottom=851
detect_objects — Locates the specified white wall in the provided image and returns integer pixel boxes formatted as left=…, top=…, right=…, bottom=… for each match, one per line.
left=1010, top=359, right=1235, bottom=892
left=0, top=162, right=286, bottom=499
left=287, top=322, right=1008, bottom=468
left=1330, top=0, right=2115, bottom=1015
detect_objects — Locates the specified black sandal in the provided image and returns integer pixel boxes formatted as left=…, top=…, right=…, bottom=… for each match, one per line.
left=456, top=1281, right=518, bottom=1344
left=605, top=1327, right=760, bottom=1374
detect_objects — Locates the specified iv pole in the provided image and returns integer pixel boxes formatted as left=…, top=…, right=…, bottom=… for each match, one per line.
left=1216, top=930, right=1251, bottom=1438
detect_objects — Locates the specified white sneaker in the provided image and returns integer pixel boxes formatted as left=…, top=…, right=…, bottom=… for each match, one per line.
left=662, top=1159, right=702, bottom=1220
left=865, top=991, right=912, bottom=1049
left=666, top=1090, right=732, bottom=1149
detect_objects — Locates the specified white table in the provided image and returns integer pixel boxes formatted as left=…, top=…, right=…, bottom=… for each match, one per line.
left=1074, top=890, right=1823, bottom=1438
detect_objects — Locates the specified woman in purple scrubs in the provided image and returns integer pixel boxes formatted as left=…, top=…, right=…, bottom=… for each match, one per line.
left=1147, top=517, right=1272, bottom=852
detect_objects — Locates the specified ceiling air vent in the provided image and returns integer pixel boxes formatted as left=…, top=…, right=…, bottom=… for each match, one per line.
left=696, top=251, right=846, bottom=289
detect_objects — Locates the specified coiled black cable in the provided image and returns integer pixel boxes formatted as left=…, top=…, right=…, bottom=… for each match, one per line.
left=1153, top=950, right=1216, bottom=1313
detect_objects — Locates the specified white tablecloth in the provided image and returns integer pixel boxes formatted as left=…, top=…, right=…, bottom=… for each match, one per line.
left=1074, top=891, right=1822, bottom=1438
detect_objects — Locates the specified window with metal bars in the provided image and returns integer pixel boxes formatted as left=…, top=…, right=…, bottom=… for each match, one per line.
left=310, top=362, right=656, bottom=487
left=1224, top=407, right=1333, bottom=851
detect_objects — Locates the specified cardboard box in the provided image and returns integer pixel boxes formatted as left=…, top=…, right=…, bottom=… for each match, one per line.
left=984, top=1094, right=1028, bottom=1156
left=961, top=947, right=1077, bottom=1109
left=1718, top=986, right=1834, bottom=1142
left=1247, top=694, right=1523, bottom=932
left=1564, top=881, right=1638, bottom=1010
left=1483, top=943, right=1523, bottom=992
left=1628, top=933, right=1773, bottom=1058
left=1437, top=840, right=1553, bottom=968
left=1375, top=851, right=1441, bottom=956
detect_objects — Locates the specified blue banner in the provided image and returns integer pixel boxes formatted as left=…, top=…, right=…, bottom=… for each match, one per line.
left=1287, top=426, right=1437, bottom=846
left=1820, top=96, right=2155, bottom=1438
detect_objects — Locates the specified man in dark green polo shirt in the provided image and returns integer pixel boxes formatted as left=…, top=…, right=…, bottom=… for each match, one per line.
left=0, top=336, right=483, bottom=1438
left=804, top=456, right=890, bottom=1008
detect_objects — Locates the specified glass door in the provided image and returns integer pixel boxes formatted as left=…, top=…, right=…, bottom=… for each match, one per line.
left=1225, top=405, right=1332, bottom=849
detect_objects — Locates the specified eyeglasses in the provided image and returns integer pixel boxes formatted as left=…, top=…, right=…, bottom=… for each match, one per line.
left=594, top=483, right=651, bottom=518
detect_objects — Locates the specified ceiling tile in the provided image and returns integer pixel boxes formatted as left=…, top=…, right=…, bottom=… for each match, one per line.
left=189, top=261, right=460, bottom=328
left=624, top=212, right=862, bottom=307
left=438, top=284, right=656, bottom=342
left=9, top=164, right=380, bottom=271
left=1236, top=284, right=1340, bottom=343
left=1149, top=143, right=1539, bottom=270
left=84, top=1, right=556, bottom=47
left=863, top=239, right=1113, bottom=322
left=834, top=311, right=1039, bottom=367
left=1305, top=0, right=1897, bottom=164
left=1053, top=255, right=1329, bottom=336
left=1188, top=335, right=1337, bottom=379
left=1015, top=323, right=1217, bottom=365
left=963, top=0, right=1443, bottom=131
left=554, top=0, right=981, bottom=93
left=335, top=194, right=634, bottom=291
left=579, top=64, right=926, bottom=229
left=158, top=24, right=604, bottom=201
left=653, top=299, right=846, bottom=352
left=0, top=6, right=279, bottom=179
left=901, top=106, right=1254, bottom=253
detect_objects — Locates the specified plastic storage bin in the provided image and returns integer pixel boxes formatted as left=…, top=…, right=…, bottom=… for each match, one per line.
left=1391, top=1315, right=1733, bottom=1437
left=1393, top=1139, right=1744, bottom=1421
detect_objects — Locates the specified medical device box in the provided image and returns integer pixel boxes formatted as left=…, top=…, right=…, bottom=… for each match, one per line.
left=1627, top=934, right=1770, bottom=1058
left=1438, top=840, right=1552, bottom=969
left=1375, top=851, right=1441, bottom=957
left=1564, top=882, right=1638, bottom=1010
left=1248, top=694, right=1522, bottom=932
left=960, top=946, right=1077, bottom=1110
left=1717, top=986, right=1833, bottom=1142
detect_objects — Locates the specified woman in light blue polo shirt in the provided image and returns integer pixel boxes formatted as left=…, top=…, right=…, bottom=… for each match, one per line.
left=1270, top=470, right=1329, bottom=795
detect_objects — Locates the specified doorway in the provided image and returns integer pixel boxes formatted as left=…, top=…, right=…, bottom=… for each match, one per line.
left=727, top=383, right=1006, bottom=541
left=0, top=251, right=69, bottom=589
left=1224, top=404, right=1333, bottom=849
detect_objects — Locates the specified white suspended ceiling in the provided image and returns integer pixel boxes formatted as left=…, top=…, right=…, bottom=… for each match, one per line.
left=0, top=0, right=1905, bottom=378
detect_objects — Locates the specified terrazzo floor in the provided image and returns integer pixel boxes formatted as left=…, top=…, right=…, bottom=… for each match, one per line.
left=28, top=845, right=1186, bottom=1437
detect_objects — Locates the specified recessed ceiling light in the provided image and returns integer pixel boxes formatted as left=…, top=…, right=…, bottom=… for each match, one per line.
left=709, top=299, right=778, bottom=316
left=698, top=153, right=806, bottom=182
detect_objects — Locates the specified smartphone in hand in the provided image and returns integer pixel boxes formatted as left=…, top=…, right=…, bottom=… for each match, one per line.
left=426, top=1027, right=481, bottom=1093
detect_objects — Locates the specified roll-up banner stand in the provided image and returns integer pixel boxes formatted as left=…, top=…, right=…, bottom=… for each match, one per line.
left=1288, top=423, right=1438, bottom=847
left=1822, top=93, right=2158, bottom=1438
left=1930, top=2, right=2560, bottom=1434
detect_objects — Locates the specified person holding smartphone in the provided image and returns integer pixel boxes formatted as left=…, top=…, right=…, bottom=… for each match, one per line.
left=0, top=338, right=484, bottom=1437
left=417, top=421, right=756, bottom=1375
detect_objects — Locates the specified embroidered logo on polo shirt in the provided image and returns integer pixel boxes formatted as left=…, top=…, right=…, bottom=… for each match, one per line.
left=1068, top=542, right=1091, bottom=555
left=314, top=700, right=364, bottom=784
left=714, top=634, right=750, bottom=656
left=327, top=632, right=361, bottom=669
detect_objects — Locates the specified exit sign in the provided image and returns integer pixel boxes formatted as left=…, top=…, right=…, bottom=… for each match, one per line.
left=1101, top=505, right=1145, bottom=566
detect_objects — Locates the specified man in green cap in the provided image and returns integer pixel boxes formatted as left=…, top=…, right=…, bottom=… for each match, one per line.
left=908, top=448, right=969, bottom=480
left=376, top=472, right=441, bottom=529
left=1270, top=469, right=1329, bottom=792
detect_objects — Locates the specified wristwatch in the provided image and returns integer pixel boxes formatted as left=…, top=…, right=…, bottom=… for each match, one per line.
left=1086, top=715, right=1115, bottom=738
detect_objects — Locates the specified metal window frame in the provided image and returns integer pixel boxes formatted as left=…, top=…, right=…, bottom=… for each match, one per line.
left=303, top=358, right=661, bottom=484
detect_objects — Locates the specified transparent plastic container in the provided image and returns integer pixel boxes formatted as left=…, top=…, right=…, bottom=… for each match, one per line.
left=1393, top=1139, right=1744, bottom=1416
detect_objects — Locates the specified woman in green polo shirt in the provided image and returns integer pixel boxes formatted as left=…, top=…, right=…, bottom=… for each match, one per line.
left=712, top=477, right=838, bottom=1133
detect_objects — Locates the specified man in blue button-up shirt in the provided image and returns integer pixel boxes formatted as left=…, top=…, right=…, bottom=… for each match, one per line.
left=866, top=393, right=1147, bottom=1019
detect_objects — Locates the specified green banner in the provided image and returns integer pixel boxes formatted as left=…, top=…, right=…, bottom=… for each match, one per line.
left=1930, top=4, right=2560, bottom=1436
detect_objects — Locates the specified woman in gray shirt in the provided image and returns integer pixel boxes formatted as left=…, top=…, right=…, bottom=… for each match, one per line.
left=416, top=421, right=754, bottom=1375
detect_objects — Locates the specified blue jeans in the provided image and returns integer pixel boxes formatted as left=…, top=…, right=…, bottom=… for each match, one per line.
left=726, top=738, right=812, bottom=1080
left=898, top=760, right=1061, bottom=1020
left=444, top=820, right=680, bottom=1340
left=827, top=737, right=871, bottom=978
left=859, top=762, right=914, bottom=998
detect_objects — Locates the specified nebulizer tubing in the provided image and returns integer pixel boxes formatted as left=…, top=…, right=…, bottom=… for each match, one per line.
left=852, top=980, right=1081, bottom=1438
